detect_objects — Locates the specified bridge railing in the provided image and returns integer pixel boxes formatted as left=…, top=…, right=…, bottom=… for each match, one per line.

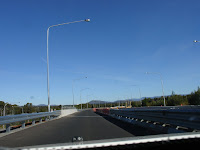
left=109, top=107, right=200, bottom=132
left=0, top=109, right=77, bottom=133
left=94, top=106, right=200, bottom=132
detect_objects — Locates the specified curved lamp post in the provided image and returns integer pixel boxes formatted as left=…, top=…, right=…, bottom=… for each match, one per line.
left=80, top=88, right=89, bottom=109
left=72, top=77, right=87, bottom=107
left=146, top=72, right=166, bottom=106
left=46, top=19, right=90, bottom=112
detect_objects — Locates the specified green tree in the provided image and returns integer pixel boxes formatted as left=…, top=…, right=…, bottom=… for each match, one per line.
left=23, top=103, right=35, bottom=113
left=188, top=87, right=200, bottom=105
left=142, top=98, right=152, bottom=106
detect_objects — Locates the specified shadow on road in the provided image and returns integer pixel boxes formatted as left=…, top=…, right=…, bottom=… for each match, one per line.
left=95, top=112, right=160, bottom=136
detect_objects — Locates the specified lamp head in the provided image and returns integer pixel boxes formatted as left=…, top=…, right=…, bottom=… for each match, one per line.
left=85, top=19, right=90, bottom=22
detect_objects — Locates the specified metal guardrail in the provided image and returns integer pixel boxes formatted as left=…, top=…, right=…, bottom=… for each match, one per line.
left=110, top=106, right=200, bottom=131
left=119, top=105, right=200, bottom=111
left=0, top=110, right=62, bottom=133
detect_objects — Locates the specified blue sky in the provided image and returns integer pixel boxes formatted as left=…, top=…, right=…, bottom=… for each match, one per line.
left=1, top=0, right=200, bottom=105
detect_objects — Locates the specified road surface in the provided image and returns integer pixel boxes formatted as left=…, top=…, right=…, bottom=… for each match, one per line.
left=0, top=109, right=157, bottom=148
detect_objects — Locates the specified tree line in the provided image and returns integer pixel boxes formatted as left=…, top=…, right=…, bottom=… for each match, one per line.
left=77, top=86, right=200, bottom=108
left=138, top=86, right=200, bottom=107
left=0, top=102, right=61, bottom=116
left=1, top=87, right=200, bottom=115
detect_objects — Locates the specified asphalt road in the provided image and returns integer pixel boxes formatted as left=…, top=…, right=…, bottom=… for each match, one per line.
left=0, top=110, right=157, bottom=148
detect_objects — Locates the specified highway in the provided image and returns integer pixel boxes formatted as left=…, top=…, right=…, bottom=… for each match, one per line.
left=0, top=109, right=157, bottom=148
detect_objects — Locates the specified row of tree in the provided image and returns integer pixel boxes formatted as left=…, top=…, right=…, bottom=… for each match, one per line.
left=1, top=87, right=200, bottom=115
left=77, top=86, right=200, bottom=108
left=141, top=87, right=200, bottom=107
left=0, top=102, right=61, bottom=116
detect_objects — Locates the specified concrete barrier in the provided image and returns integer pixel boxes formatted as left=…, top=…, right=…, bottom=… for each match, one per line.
left=94, top=108, right=110, bottom=115
left=59, top=109, right=78, bottom=118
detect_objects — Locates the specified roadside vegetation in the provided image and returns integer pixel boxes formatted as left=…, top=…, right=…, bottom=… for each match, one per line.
left=1, top=87, right=200, bottom=116
left=140, top=87, right=200, bottom=107
left=77, top=86, right=200, bottom=108
left=0, top=102, right=61, bottom=116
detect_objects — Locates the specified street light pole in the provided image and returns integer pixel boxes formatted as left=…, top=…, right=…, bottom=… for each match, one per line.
left=146, top=72, right=166, bottom=106
left=46, top=19, right=90, bottom=112
left=80, top=88, right=89, bottom=109
left=131, top=85, right=142, bottom=106
left=3, top=103, right=8, bottom=116
left=72, top=77, right=87, bottom=107
left=86, top=94, right=93, bottom=109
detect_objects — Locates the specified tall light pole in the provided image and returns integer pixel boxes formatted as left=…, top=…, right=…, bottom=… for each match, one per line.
left=131, top=85, right=142, bottom=106
left=146, top=72, right=166, bottom=106
left=3, top=103, right=8, bottom=116
left=46, top=19, right=90, bottom=112
left=72, top=77, right=87, bottom=107
left=86, top=94, right=93, bottom=109
left=80, top=88, right=89, bottom=109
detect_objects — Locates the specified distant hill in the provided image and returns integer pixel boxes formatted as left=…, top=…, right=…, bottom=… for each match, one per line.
left=36, top=104, right=47, bottom=106
left=34, top=104, right=59, bottom=106
left=89, top=99, right=137, bottom=105
left=88, top=95, right=180, bottom=105
left=89, top=100, right=108, bottom=104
